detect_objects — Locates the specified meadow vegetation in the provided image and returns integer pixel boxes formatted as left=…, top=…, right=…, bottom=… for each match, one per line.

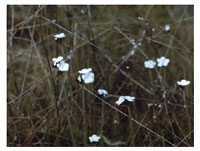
left=7, top=5, right=194, bottom=146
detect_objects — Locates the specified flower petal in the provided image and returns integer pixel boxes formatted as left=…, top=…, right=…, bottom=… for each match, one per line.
left=124, top=96, right=135, bottom=102
left=98, top=89, right=108, bottom=96
left=82, top=72, right=94, bottom=84
left=78, top=68, right=92, bottom=74
left=116, top=96, right=125, bottom=105
left=57, top=61, right=69, bottom=72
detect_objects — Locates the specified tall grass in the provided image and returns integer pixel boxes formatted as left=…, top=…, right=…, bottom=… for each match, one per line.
left=7, top=5, right=193, bottom=146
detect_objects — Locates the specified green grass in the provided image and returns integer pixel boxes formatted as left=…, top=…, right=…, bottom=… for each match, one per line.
left=7, top=5, right=193, bottom=147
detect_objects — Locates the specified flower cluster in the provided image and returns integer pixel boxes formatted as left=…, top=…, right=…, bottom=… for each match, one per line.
left=51, top=30, right=191, bottom=145
left=144, top=56, right=170, bottom=69
left=52, top=56, right=95, bottom=84
left=122, top=39, right=142, bottom=62
left=129, top=39, right=142, bottom=49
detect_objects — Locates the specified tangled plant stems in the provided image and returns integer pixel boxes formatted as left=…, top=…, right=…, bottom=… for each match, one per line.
left=7, top=5, right=193, bottom=147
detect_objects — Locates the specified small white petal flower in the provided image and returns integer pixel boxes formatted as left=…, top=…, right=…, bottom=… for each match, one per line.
left=89, top=134, right=101, bottom=143
left=98, top=89, right=108, bottom=96
left=116, top=96, right=125, bottom=106
left=54, top=33, right=66, bottom=40
left=157, top=56, right=170, bottom=67
left=78, top=68, right=94, bottom=84
left=81, top=72, right=94, bottom=84
left=177, top=79, right=190, bottom=86
left=152, top=28, right=155, bottom=32
left=116, top=96, right=135, bottom=105
left=164, top=24, right=170, bottom=31
left=78, top=68, right=92, bottom=74
left=57, top=61, right=69, bottom=72
left=144, top=60, right=156, bottom=69
left=124, top=96, right=135, bottom=102
left=52, top=56, right=63, bottom=66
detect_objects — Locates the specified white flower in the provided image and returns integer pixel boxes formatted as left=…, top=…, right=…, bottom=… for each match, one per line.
left=116, top=96, right=135, bottom=105
left=52, top=56, right=63, bottom=66
left=82, top=72, right=94, bottom=84
left=78, top=68, right=94, bottom=84
left=144, top=60, right=156, bottom=69
left=89, top=134, right=101, bottom=143
left=98, top=89, right=108, bottom=96
left=157, top=56, right=170, bottom=67
left=56, top=61, right=69, bottom=72
left=177, top=79, right=190, bottom=86
left=54, top=33, right=66, bottom=40
left=52, top=56, right=69, bottom=72
left=164, top=24, right=170, bottom=31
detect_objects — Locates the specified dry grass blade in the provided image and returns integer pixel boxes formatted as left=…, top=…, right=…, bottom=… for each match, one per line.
left=22, top=119, right=46, bottom=146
